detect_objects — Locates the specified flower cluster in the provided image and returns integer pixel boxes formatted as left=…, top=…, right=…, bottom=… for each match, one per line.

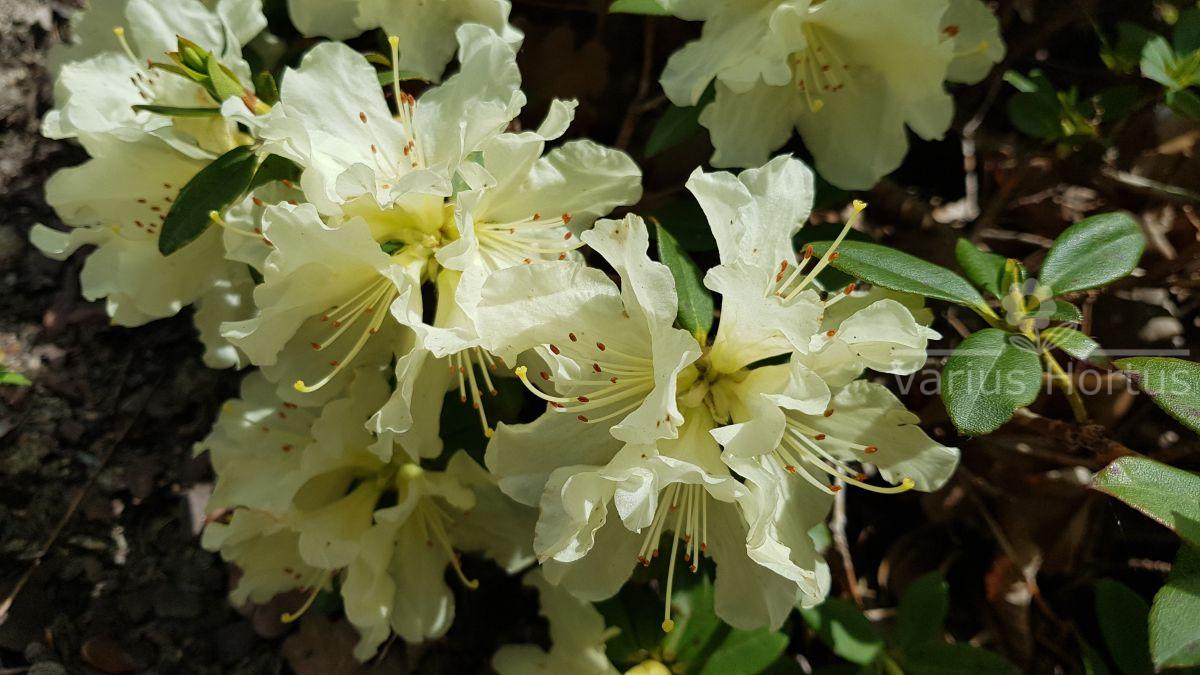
left=36, top=0, right=981, bottom=661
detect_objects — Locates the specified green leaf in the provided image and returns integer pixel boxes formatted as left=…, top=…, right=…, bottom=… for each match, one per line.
left=902, top=643, right=1019, bottom=675
left=663, top=574, right=723, bottom=667
left=655, top=221, right=715, bottom=342
left=159, top=145, right=261, bottom=255
left=375, top=68, right=426, bottom=86
left=248, top=154, right=302, bottom=192
left=1176, top=8, right=1200, bottom=56
left=1047, top=302, right=1083, bottom=323
left=1092, top=455, right=1200, bottom=547
left=609, top=0, right=670, bottom=15
left=1007, top=91, right=1063, bottom=139
left=646, top=198, right=717, bottom=252
left=1150, top=544, right=1200, bottom=668
left=1114, top=357, right=1200, bottom=436
left=1039, top=212, right=1144, bottom=295
left=1094, top=579, right=1154, bottom=675
left=1141, top=36, right=1178, bottom=88
left=1093, top=84, right=1144, bottom=124
left=809, top=240, right=989, bottom=311
left=206, top=52, right=245, bottom=102
left=699, top=629, right=790, bottom=675
left=954, top=239, right=1007, bottom=298
left=131, top=104, right=223, bottom=117
left=595, top=584, right=663, bottom=668
left=646, top=86, right=714, bottom=158
left=1078, top=635, right=1112, bottom=675
left=942, top=329, right=1043, bottom=435
left=894, top=572, right=949, bottom=650
left=0, top=370, right=31, bottom=386
left=1167, top=88, right=1200, bottom=120
left=800, top=598, right=884, bottom=665
left=1040, top=327, right=1108, bottom=365
left=1104, top=22, right=1158, bottom=73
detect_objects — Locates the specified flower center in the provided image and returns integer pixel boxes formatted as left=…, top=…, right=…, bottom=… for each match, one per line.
left=474, top=211, right=580, bottom=269
left=514, top=332, right=656, bottom=425
left=772, top=413, right=915, bottom=495
left=792, top=23, right=854, bottom=112
left=294, top=274, right=399, bottom=393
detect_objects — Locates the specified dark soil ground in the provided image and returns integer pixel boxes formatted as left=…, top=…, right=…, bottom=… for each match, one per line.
left=1, top=0, right=1197, bottom=673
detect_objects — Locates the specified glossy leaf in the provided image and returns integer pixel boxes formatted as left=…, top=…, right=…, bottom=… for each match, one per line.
left=248, top=154, right=302, bottom=192
left=646, top=86, right=715, bottom=158
left=1047, top=301, right=1083, bottom=323
left=800, top=598, right=884, bottom=665
left=699, top=629, right=789, bottom=675
left=942, top=329, right=1043, bottom=435
left=1039, top=212, right=1144, bottom=295
left=0, top=370, right=30, bottom=386
left=809, top=240, right=989, bottom=310
left=1150, top=544, right=1200, bottom=668
left=895, top=572, right=949, bottom=650
left=955, top=239, right=1006, bottom=297
left=656, top=221, right=715, bottom=342
left=663, top=574, right=723, bottom=667
left=1092, top=456, right=1200, bottom=547
left=1114, top=357, right=1200, bottom=435
left=1095, top=579, right=1153, bottom=675
left=159, top=145, right=261, bottom=255
left=1041, top=327, right=1108, bottom=365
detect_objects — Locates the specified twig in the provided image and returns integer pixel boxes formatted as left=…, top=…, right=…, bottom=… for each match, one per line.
left=829, top=485, right=863, bottom=608
left=615, top=19, right=657, bottom=150
left=1100, top=167, right=1200, bottom=205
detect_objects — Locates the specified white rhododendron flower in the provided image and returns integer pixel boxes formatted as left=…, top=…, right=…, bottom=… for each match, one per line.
left=285, top=0, right=521, bottom=81
left=658, top=0, right=1005, bottom=188
left=479, top=157, right=954, bottom=631
left=492, top=570, right=621, bottom=675
left=201, top=370, right=535, bottom=659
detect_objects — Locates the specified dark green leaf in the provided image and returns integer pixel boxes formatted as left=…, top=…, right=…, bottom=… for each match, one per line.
left=132, top=104, right=223, bottom=117
left=1078, top=634, right=1112, bottom=675
left=1167, top=88, right=1200, bottom=120
left=902, top=643, right=1019, bottom=675
left=800, top=598, right=884, bottom=665
left=596, top=584, right=663, bottom=667
left=1107, top=22, right=1159, bottom=73
left=1047, top=302, right=1083, bottom=323
left=1095, top=579, right=1154, bottom=675
left=1175, top=8, right=1200, bottom=55
left=955, top=239, right=1007, bottom=298
left=895, top=572, right=949, bottom=650
left=655, top=222, right=715, bottom=342
left=1114, top=357, right=1200, bottom=436
left=1093, top=85, right=1144, bottom=124
left=809, top=240, right=989, bottom=310
left=1008, top=91, right=1063, bottom=139
left=699, top=629, right=789, bottom=675
left=159, top=145, right=260, bottom=255
left=249, top=154, right=302, bottom=192
left=1092, top=455, right=1200, bottom=547
left=1039, top=212, right=1144, bottom=294
left=663, top=574, right=723, bottom=667
left=647, top=198, right=717, bottom=252
left=609, top=0, right=670, bottom=15
left=646, top=87, right=714, bottom=158
left=1150, top=544, right=1200, bottom=668
left=942, top=329, right=1043, bottom=435
left=1040, top=327, right=1108, bottom=365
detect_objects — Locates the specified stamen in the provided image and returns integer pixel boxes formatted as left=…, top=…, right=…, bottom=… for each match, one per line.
left=781, top=200, right=866, bottom=301
left=113, top=27, right=138, bottom=63
left=418, top=501, right=479, bottom=589
left=281, top=570, right=331, bottom=623
left=294, top=278, right=396, bottom=393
